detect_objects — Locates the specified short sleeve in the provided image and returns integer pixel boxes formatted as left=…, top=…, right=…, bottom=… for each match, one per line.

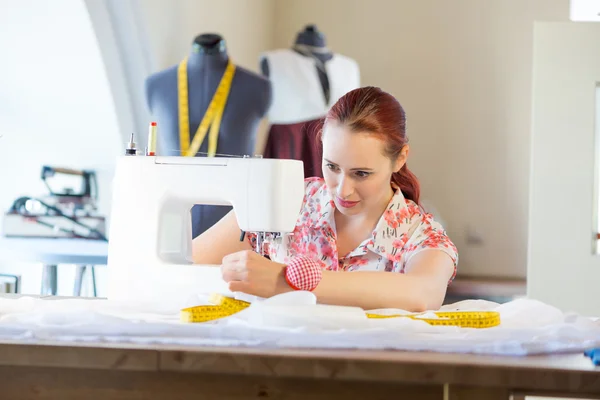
left=402, top=214, right=458, bottom=284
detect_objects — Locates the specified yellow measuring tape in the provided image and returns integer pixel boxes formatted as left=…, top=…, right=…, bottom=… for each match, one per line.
left=177, top=57, right=236, bottom=157
left=180, top=294, right=248, bottom=323
left=180, top=294, right=501, bottom=328
left=365, top=310, right=501, bottom=329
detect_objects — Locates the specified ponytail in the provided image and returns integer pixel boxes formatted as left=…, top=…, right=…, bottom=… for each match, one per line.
left=391, top=164, right=420, bottom=205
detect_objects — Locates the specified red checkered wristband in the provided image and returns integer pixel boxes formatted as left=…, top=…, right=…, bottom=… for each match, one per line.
left=284, top=256, right=323, bottom=291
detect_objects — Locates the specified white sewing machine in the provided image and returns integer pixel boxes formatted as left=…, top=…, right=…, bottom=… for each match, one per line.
left=106, top=155, right=305, bottom=310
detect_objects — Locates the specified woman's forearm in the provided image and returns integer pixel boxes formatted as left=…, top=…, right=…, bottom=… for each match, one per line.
left=309, top=250, right=454, bottom=311
left=266, top=251, right=453, bottom=312
left=310, top=271, right=446, bottom=312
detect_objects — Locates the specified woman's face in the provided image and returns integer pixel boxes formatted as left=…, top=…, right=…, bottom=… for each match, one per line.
left=321, top=121, right=407, bottom=218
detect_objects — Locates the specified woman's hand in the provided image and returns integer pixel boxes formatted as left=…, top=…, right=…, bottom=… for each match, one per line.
left=220, top=250, right=290, bottom=298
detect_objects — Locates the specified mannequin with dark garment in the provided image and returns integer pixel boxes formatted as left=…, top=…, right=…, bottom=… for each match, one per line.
left=259, top=25, right=360, bottom=178
left=145, top=33, right=272, bottom=239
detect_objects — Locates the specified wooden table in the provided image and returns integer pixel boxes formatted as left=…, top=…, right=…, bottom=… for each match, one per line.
left=0, top=340, right=598, bottom=400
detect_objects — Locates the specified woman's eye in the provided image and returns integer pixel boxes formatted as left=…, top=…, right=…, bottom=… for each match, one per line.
left=355, top=171, right=370, bottom=178
left=326, top=163, right=338, bottom=171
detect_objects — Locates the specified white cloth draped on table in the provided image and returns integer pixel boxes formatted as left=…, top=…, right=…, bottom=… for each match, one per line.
left=0, top=293, right=598, bottom=356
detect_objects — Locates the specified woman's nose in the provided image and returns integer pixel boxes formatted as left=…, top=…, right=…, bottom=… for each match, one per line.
left=337, top=176, right=354, bottom=198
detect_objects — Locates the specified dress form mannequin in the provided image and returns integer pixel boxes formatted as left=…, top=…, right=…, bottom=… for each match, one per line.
left=261, top=24, right=333, bottom=104
left=259, top=25, right=360, bottom=178
left=145, top=33, right=272, bottom=238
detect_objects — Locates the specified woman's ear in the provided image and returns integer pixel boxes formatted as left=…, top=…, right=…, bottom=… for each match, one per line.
left=394, top=145, right=410, bottom=172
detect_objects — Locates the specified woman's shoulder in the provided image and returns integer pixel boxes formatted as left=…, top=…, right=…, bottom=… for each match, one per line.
left=401, top=198, right=444, bottom=231
left=297, top=177, right=332, bottom=225
left=399, top=198, right=459, bottom=270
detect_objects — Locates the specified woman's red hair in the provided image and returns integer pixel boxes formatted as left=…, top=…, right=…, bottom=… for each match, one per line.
left=322, top=86, right=421, bottom=205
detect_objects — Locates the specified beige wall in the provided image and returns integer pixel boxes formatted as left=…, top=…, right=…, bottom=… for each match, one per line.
left=140, top=0, right=275, bottom=72
left=273, top=0, right=569, bottom=279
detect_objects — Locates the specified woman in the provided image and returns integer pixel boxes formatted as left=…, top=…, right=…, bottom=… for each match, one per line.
left=192, top=86, right=458, bottom=312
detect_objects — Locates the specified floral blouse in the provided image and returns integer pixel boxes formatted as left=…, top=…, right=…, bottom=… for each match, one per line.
left=247, top=177, right=458, bottom=282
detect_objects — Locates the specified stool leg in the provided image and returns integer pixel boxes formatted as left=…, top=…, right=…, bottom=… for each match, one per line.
left=73, top=265, right=86, bottom=296
left=41, top=265, right=57, bottom=296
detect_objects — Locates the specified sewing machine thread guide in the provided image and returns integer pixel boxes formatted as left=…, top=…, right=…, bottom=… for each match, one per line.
left=125, top=133, right=137, bottom=156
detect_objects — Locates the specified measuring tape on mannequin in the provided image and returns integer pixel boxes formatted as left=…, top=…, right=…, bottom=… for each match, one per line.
left=178, top=57, right=236, bottom=157
left=180, top=294, right=501, bottom=328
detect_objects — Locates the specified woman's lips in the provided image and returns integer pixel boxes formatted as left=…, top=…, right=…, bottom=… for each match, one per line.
left=337, top=196, right=359, bottom=208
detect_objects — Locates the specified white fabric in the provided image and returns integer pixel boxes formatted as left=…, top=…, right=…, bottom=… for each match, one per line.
left=261, top=49, right=361, bottom=124
left=1, top=293, right=599, bottom=356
